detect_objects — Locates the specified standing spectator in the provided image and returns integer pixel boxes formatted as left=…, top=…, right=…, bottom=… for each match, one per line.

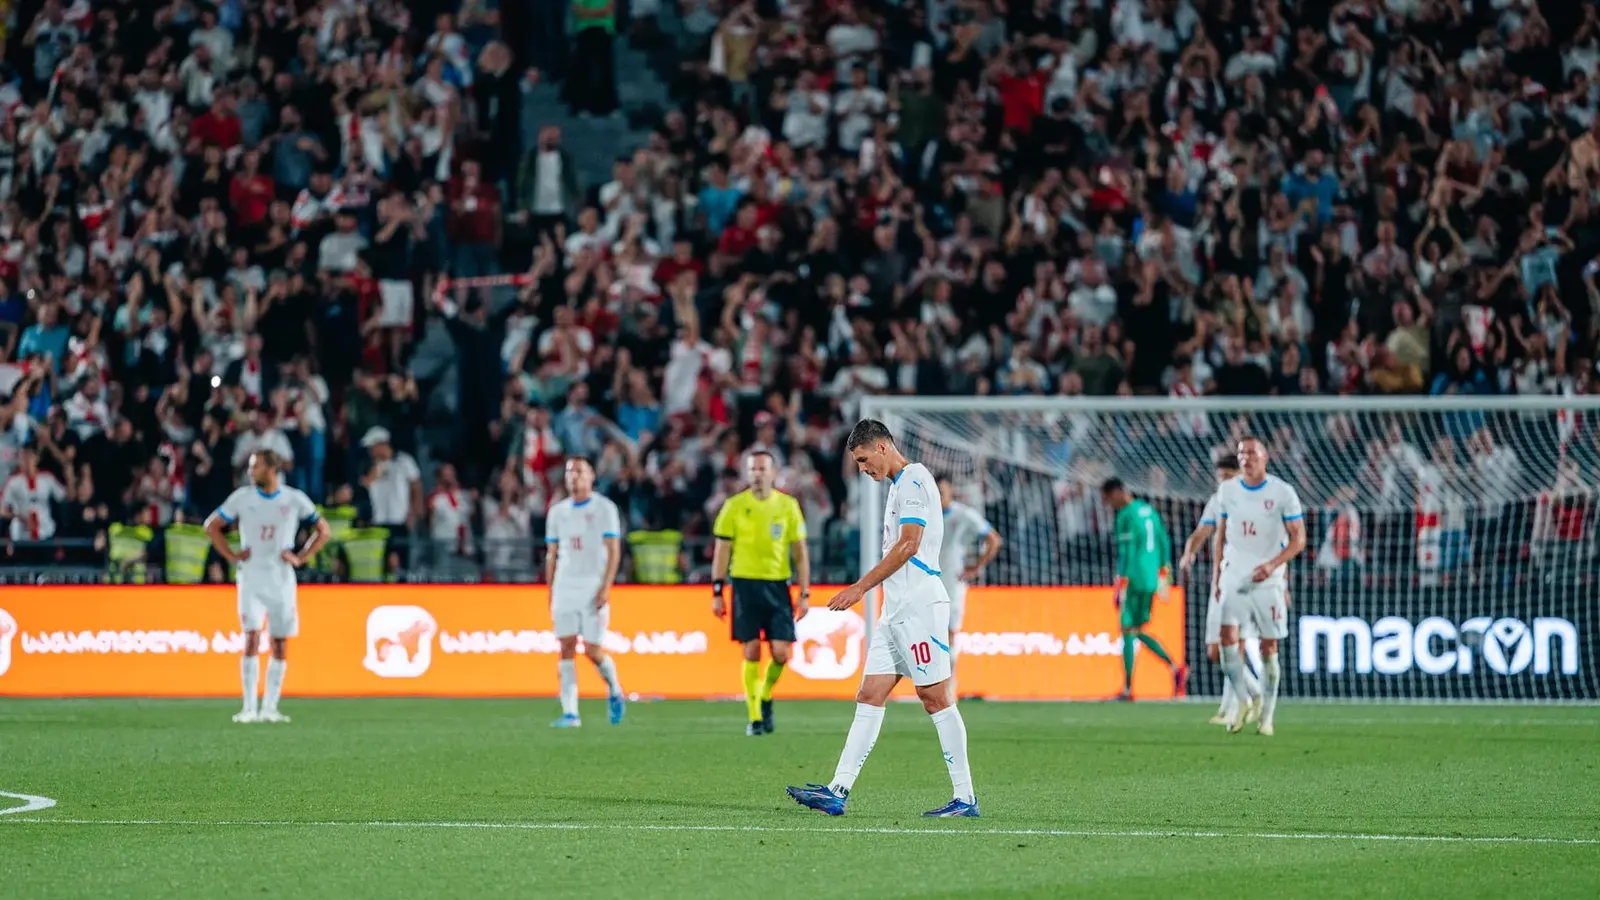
left=232, top=410, right=295, bottom=482
left=426, top=462, right=477, bottom=570
left=567, top=0, right=620, bottom=119
left=447, top=159, right=501, bottom=280
left=360, top=426, right=422, bottom=573
left=515, top=126, right=584, bottom=242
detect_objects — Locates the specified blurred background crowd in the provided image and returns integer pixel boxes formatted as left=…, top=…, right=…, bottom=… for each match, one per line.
left=2, top=0, right=1600, bottom=583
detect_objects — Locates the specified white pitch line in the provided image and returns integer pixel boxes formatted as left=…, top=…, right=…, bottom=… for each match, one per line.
left=1, top=817, right=1594, bottom=846
left=0, top=792, right=57, bottom=817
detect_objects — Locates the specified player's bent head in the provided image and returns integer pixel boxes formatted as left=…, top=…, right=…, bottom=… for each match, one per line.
left=1215, top=454, right=1241, bottom=476
left=936, top=475, right=955, bottom=506
left=846, top=418, right=894, bottom=451
left=1099, top=477, right=1128, bottom=505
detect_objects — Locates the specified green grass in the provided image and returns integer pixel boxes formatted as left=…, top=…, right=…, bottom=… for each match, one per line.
left=1, top=699, right=1597, bottom=899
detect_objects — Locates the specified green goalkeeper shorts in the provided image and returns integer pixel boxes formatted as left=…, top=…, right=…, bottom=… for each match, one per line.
left=1121, top=586, right=1157, bottom=630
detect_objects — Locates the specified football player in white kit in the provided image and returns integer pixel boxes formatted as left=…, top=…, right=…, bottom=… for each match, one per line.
left=1215, top=438, right=1306, bottom=736
left=937, top=476, right=1001, bottom=700
left=787, top=420, right=978, bottom=818
left=205, top=450, right=330, bottom=724
left=544, top=456, right=626, bottom=728
left=1179, top=455, right=1263, bottom=726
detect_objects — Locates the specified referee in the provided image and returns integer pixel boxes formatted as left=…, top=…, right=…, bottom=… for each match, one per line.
left=712, top=450, right=811, bottom=736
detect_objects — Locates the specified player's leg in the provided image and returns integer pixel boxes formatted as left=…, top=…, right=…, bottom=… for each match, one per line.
left=732, top=581, right=766, bottom=734
left=759, top=583, right=797, bottom=733
left=552, top=607, right=583, bottom=727
left=580, top=605, right=625, bottom=725
left=1205, top=591, right=1233, bottom=723
left=787, top=627, right=902, bottom=815
left=235, top=589, right=264, bottom=723
left=258, top=588, right=297, bottom=722
left=1217, top=587, right=1261, bottom=733
left=1254, top=589, right=1288, bottom=736
left=908, top=603, right=976, bottom=816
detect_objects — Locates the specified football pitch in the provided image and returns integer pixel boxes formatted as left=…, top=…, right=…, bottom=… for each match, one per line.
left=2, top=699, right=1596, bottom=899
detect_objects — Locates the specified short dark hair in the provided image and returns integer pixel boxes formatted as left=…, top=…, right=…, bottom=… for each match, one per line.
left=1100, top=477, right=1126, bottom=494
left=253, top=449, right=282, bottom=471
left=566, top=455, right=594, bottom=470
left=1215, top=455, right=1240, bottom=472
left=746, top=449, right=776, bottom=464
left=1238, top=435, right=1265, bottom=450
left=846, top=419, right=895, bottom=451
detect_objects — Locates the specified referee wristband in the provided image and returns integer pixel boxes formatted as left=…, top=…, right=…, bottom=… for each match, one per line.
left=713, top=579, right=725, bottom=599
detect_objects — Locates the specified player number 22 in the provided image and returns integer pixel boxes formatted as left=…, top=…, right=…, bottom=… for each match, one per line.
left=260, top=525, right=276, bottom=541
left=911, top=642, right=932, bottom=666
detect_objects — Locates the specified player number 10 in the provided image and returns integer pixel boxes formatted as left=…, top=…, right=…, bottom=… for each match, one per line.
left=911, top=642, right=932, bottom=665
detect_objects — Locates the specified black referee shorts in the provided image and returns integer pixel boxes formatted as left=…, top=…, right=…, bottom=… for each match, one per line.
left=730, top=578, right=796, bottom=644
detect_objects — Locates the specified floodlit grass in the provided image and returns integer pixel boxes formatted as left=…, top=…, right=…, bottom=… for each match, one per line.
left=2, top=699, right=1597, bottom=899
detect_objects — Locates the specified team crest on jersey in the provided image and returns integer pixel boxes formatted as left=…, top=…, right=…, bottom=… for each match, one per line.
left=770, top=523, right=783, bottom=540
left=1264, top=500, right=1274, bottom=510
left=279, top=505, right=292, bottom=518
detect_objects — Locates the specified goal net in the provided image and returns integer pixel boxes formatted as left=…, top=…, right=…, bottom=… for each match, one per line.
left=859, top=395, right=1600, bottom=703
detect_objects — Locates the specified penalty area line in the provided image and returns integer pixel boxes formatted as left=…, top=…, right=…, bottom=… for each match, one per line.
left=1, top=817, right=1595, bottom=846
left=0, top=792, right=58, bottom=817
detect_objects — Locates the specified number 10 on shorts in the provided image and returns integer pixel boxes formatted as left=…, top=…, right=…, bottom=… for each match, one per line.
left=911, top=641, right=932, bottom=665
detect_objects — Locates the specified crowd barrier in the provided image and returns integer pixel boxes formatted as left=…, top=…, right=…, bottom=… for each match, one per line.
left=0, top=585, right=1183, bottom=701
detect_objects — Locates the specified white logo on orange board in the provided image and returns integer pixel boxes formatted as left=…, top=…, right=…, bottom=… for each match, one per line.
left=791, top=609, right=865, bottom=680
left=363, top=606, right=438, bottom=678
left=0, top=608, right=15, bottom=677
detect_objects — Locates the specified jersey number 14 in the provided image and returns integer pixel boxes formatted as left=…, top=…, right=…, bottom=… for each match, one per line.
left=1240, top=521, right=1257, bottom=536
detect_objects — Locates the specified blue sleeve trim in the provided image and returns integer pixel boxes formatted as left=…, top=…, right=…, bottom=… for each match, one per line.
left=544, top=537, right=560, bottom=544
left=908, top=557, right=941, bottom=577
left=899, top=517, right=927, bottom=527
left=301, top=514, right=320, bottom=527
left=977, top=524, right=992, bottom=537
left=602, top=532, right=620, bottom=539
left=215, top=510, right=235, bottom=524
left=1200, top=518, right=1216, bottom=526
left=1282, top=513, right=1304, bottom=522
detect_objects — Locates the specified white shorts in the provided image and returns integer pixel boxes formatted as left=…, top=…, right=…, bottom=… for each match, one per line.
left=1204, top=584, right=1259, bottom=644
left=1218, top=575, right=1287, bottom=641
left=238, top=583, right=298, bottom=638
left=553, top=602, right=610, bottom=645
left=866, top=596, right=953, bottom=688
left=378, top=279, right=415, bottom=328
left=940, top=577, right=968, bottom=632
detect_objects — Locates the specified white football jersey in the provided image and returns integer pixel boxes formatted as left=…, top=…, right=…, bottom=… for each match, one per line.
left=1217, top=474, right=1304, bottom=582
left=214, top=485, right=319, bottom=585
left=881, top=462, right=944, bottom=618
left=2, top=471, right=66, bottom=540
left=939, top=500, right=991, bottom=576
left=545, top=494, right=623, bottom=598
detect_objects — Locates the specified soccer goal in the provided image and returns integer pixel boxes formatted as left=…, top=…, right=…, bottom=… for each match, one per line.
left=858, top=394, right=1600, bottom=703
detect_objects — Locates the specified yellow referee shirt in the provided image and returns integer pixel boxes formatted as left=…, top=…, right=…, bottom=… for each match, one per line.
left=713, top=490, right=808, bottom=581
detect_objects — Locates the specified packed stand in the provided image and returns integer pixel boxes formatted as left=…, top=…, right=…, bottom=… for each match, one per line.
left=5, top=0, right=1600, bottom=584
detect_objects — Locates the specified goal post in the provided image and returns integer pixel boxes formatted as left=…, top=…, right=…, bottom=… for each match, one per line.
left=859, top=394, right=1600, bottom=703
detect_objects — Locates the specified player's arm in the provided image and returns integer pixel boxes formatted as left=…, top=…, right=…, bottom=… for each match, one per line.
left=1253, top=517, right=1307, bottom=581
left=710, top=499, right=735, bottom=618
left=790, top=500, right=811, bottom=615
left=288, top=515, right=331, bottom=566
left=829, top=520, right=922, bottom=610
left=1210, top=518, right=1225, bottom=599
left=1154, top=512, right=1174, bottom=599
left=204, top=496, right=247, bottom=564
left=595, top=504, right=622, bottom=608
left=1180, top=522, right=1215, bottom=571
left=543, top=511, right=560, bottom=586
left=966, top=518, right=1002, bottom=581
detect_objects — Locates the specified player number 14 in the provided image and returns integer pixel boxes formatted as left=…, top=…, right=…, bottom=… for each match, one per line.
left=1240, top=521, right=1257, bottom=536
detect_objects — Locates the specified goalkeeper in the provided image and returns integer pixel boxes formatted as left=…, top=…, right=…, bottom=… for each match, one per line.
left=1101, top=479, right=1187, bottom=700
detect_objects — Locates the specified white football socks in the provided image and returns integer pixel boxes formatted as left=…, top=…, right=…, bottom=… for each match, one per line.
left=264, top=658, right=287, bottom=713
left=240, top=655, right=260, bottom=715
left=593, top=656, right=622, bottom=698
left=1219, top=674, right=1237, bottom=718
left=829, top=703, right=885, bottom=795
left=930, top=706, right=974, bottom=803
left=1261, top=653, right=1281, bottom=726
left=558, top=659, right=580, bottom=717
left=1220, top=644, right=1257, bottom=710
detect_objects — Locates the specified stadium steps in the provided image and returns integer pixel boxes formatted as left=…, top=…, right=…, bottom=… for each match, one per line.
left=518, top=39, right=671, bottom=190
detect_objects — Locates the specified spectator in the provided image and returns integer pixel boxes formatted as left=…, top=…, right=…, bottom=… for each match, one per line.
left=360, top=426, right=422, bottom=572
left=567, top=0, right=620, bottom=119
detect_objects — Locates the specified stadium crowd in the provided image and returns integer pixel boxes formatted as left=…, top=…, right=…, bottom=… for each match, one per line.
left=1, top=0, right=1599, bottom=580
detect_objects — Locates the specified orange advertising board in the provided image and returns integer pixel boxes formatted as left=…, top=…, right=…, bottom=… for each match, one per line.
left=0, top=585, right=1183, bottom=700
